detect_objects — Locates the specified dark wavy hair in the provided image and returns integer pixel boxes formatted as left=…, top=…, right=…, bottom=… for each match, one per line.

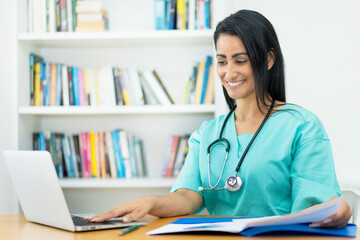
left=214, top=10, right=286, bottom=112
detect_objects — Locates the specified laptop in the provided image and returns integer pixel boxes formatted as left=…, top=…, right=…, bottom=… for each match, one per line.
left=3, top=150, right=147, bottom=232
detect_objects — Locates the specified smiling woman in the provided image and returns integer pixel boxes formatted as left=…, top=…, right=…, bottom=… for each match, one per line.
left=85, top=9, right=352, bottom=229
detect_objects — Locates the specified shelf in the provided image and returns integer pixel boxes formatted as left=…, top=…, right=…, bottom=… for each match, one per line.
left=18, top=104, right=216, bottom=116
left=18, top=30, right=214, bottom=47
left=59, top=177, right=176, bottom=188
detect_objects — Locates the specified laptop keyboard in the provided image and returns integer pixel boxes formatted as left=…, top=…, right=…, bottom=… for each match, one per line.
left=72, top=215, right=113, bottom=226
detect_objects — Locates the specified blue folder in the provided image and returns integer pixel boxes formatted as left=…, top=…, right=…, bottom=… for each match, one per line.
left=172, top=217, right=357, bottom=237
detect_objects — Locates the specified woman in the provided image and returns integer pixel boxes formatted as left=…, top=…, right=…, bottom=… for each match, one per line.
left=86, top=10, right=351, bottom=228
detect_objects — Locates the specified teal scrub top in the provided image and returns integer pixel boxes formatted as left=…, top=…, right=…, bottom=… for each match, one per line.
left=171, top=104, right=341, bottom=217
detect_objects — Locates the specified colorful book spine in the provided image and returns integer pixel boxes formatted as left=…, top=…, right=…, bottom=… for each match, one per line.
left=56, top=63, right=62, bottom=106
left=40, top=62, right=48, bottom=106
left=111, top=130, right=125, bottom=178
left=200, top=55, right=212, bottom=104
left=154, top=0, right=166, bottom=30
left=166, top=135, right=180, bottom=177
left=33, top=62, right=41, bottom=106
left=72, top=66, right=79, bottom=106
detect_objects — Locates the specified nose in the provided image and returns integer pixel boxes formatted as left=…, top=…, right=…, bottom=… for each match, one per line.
left=224, top=63, right=238, bottom=81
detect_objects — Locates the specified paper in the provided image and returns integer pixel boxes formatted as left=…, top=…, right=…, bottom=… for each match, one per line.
left=147, top=197, right=342, bottom=235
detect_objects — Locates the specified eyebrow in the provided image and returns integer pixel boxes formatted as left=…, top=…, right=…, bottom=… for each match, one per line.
left=216, top=52, right=248, bottom=58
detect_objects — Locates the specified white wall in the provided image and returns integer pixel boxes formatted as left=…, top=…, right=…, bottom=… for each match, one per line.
left=0, top=0, right=17, bottom=213
left=226, top=0, right=360, bottom=184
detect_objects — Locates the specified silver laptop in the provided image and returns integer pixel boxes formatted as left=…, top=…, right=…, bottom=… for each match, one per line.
left=3, top=150, right=147, bottom=232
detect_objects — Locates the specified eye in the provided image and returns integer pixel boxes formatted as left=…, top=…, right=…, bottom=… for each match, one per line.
left=237, top=59, right=248, bottom=64
left=217, top=60, right=226, bottom=66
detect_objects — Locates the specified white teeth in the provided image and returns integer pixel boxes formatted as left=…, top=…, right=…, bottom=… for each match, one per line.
left=227, top=80, right=245, bottom=86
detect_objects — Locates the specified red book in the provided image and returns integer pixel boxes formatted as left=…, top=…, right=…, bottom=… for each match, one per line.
left=166, top=135, right=180, bottom=177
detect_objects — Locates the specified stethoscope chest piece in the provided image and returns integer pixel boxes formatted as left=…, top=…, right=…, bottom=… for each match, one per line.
left=225, top=175, right=242, bottom=191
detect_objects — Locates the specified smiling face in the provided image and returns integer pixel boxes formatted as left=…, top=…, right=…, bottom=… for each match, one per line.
left=216, top=34, right=256, bottom=101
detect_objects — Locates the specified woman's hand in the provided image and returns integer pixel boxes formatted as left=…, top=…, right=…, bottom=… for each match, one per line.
left=85, top=196, right=156, bottom=223
left=84, top=189, right=203, bottom=223
left=310, top=197, right=352, bottom=228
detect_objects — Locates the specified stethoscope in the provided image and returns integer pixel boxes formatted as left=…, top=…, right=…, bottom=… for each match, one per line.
left=198, top=101, right=275, bottom=192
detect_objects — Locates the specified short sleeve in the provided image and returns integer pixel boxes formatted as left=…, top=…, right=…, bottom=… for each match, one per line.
left=170, top=126, right=204, bottom=197
left=290, top=118, right=341, bottom=213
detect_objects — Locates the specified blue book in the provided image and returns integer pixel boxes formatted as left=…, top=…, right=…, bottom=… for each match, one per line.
left=154, top=0, right=166, bottom=30
left=72, top=66, right=79, bottom=106
left=168, top=0, right=176, bottom=29
left=111, top=130, right=125, bottom=178
left=40, top=62, right=48, bottom=106
left=200, top=56, right=212, bottom=104
left=38, top=132, right=46, bottom=151
left=55, top=63, right=62, bottom=106
left=204, top=0, right=210, bottom=29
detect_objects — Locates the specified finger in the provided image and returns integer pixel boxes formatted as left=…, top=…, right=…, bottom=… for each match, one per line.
left=122, top=208, right=146, bottom=223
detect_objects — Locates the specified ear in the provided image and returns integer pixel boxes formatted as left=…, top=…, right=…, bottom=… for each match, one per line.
left=267, top=50, right=276, bottom=70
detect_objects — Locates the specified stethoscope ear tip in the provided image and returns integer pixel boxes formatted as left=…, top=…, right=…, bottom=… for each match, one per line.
left=198, top=186, right=204, bottom=191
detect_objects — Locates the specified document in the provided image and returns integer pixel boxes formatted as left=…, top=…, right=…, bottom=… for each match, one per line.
left=147, top=197, right=357, bottom=237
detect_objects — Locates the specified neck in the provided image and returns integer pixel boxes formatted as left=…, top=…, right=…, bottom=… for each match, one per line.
left=234, top=97, right=265, bottom=121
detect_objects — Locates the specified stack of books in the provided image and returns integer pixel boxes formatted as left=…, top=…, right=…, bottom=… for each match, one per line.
left=183, top=55, right=214, bottom=104
left=154, top=0, right=211, bottom=30
left=29, top=53, right=175, bottom=106
left=33, top=130, right=148, bottom=179
left=75, top=0, right=108, bottom=32
left=162, top=134, right=190, bottom=178
left=28, top=0, right=77, bottom=32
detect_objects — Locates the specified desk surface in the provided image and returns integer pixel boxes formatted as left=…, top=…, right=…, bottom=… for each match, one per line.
left=0, top=215, right=358, bottom=240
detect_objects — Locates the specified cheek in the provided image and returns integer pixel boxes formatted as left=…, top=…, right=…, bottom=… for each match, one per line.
left=217, top=67, right=226, bottom=80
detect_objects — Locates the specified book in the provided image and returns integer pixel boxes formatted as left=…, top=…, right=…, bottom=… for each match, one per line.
left=127, top=67, right=145, bottom=105
left=118, top=130, right=132, bottom=178
left=194, top=61, right=205, bottom=104
left=165, top=135, right=180, bottom=177
left=204, top=65, right=215, bottom=104
left=111, top=129, right=125, bottom=178
left=172, top=134, right=189, bottom=177
left=98, top=132, right=107, bottom=178
left=118, top=69, right=131, bottom=105
left=127, top=134, right=138, bottom=177
left=147, top=197, right=357, bottom=237
left=77, top=68, right=85, bottom=105
left=83, top=69, right=91, bottom=105
left=89, top=132, right=99, bottom=178
left=60, top=0, right=68, bottom=31
left=111, top=68, right=123, bottom=105
left=55, top=63, right=62, bottom=106
left=33, top=62, right=41, bottom=106
left=67, top=66, right=74, bottom=105
left=134, top=138, right=146, bottom=177
left=162, top=135, right=174, bottom=177
left=200, top=56, right=212, bottom=104
left=176, top=0, right=186, bottom=30
left=139, top=73, right=161, bottom=105
left=48, top=0, right=56, bottom=32
left=66, top=0, right=73, bottom=32
left=142, top=71, right=172, bottom=105
left=154, top=0, right=166, bottom=30
left=152, top=70, right=174, bottom=104
left=72, top=66, right=79, bottom=105
left=55, top=0, right=61, bottom=31
left=105, top=66, right=116, bottom=106
left=105, top=131, right=117, bottom=178
left=61, top=64, right=69, bottom=106
left=168, top=0, right=176, bottom=30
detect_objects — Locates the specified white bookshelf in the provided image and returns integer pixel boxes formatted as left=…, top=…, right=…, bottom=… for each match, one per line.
left=14, top=0, right=227, bottom=213
left=18, top=30, right=214, bottom=47
left=18, top=105, right=216, bottom=115
left=59, top=177, right=177, bottom=189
